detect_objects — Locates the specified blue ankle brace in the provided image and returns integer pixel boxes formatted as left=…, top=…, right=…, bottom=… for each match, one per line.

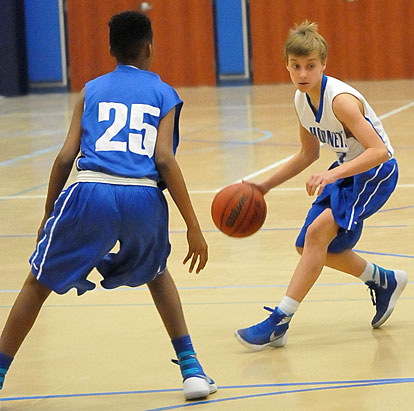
left=0, top=352, right=14, bottom=390
left=171, top=335, right=204, bottom=379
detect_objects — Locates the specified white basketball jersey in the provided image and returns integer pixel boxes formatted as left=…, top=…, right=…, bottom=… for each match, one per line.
left=294, top=75, right=393, bottom=163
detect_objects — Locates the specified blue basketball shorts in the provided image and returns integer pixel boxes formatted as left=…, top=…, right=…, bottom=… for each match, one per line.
left=295, top=158, right=398, bottom=253
left=30, top=182, right=170, bottom=295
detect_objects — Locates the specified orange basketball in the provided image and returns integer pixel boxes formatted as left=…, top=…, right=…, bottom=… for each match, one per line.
left=211, top=182, right=267, bottom=237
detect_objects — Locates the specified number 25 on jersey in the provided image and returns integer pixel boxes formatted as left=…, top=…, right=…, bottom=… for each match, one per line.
left=95, top=102, right=160, bottom=158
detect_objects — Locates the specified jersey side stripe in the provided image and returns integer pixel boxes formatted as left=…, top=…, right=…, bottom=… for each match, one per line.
left=365, top=116, right=393, bottom=158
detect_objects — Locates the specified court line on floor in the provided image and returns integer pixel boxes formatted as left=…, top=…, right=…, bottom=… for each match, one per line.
left=1, top=295, right=414, bottom=309
left=1, top=184, right=413, bottom=200
left=2, top=279, right=413, bottom=295
left=378, top=101, right=414, bottom=120
left=2, top=100, right=411, bottom=186
left=352, top=249, right=414, bottom=258
left=182, top=127, right=273, bottom=145
left=147, top=379, right=414, bottom=410
left=377, top=205, right=414, bottom=213
left=0, top=122, right=275, bottom=168
left=0, top=145, right=62, bottom=167
left=0, top=224, right=408, bottom=238
left=1, top=377, right=412, bottom=404
left=0, top=184, right=48, bottom=203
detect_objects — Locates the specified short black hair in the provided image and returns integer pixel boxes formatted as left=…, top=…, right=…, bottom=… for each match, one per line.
left=109, top=11, right=153, bottom=63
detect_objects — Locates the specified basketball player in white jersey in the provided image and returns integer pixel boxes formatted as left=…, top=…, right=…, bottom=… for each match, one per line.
left=236, top=21, right=407, bottom=351
left=0, top=11, right=216, bottom=400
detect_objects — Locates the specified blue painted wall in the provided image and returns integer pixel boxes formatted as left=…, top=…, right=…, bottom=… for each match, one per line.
left=215, top=0, right=246, bottom=76
left=24, top=0, right=63, bottom=83
left=22, top=0, right=247, bottom=85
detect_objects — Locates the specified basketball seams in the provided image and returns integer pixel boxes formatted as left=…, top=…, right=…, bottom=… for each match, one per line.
left=211, top=182, right=266, bottom=237
left=230, top=183, right=255, bottom=236
left=220, top=185, right=244, bottom=230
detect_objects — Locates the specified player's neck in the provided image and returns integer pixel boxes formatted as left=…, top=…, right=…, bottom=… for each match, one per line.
left=117, top=55, right=151, bottom=71
left=306, top=76, right=324, bottom=109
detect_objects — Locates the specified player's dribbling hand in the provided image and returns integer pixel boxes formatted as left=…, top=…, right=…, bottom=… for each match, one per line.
left=183, top=227, right=208, bottom=274
left=241, top=180, right=268, bottom=195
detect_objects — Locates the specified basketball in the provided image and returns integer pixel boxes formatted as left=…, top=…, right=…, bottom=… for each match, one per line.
left=211, top=182, right=267, bottom=237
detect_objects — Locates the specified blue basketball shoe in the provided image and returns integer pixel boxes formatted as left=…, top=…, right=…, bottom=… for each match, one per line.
left=172, top=351, right=217, bottom=400
left=366, top=265, right=407, bottom=328
left=235, top=306, right=292, bottom=351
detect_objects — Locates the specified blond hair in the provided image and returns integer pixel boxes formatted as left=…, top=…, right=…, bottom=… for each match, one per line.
left=284, top=21, right=328, bottom=62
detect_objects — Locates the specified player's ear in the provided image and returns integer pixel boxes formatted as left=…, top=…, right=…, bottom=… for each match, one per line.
left=285, top=56, right=290, bottom=72
left=110, top=48, right=115, bottom=58
left=147, top=43, right=154, bottom=58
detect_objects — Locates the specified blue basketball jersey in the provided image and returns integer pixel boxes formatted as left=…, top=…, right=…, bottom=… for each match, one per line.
left=30, top=66, right=182, bottom=295
left=295, top=75, right=394, bottom=164
left=77, top=65, right=183, bottom=180
left=294, top=74, right=398, bottom=252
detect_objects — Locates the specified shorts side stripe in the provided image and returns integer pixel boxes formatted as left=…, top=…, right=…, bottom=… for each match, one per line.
left=32, top=188, right=67, bottom=266
left=31, top=233, right=48, bottom=266
left=36, top=184, right=79, bottom=281
left=360, top=163, right=396, bottom=217
left=347, top=164, right=383, bottom=231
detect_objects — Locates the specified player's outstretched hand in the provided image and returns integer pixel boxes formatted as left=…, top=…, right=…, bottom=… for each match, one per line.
left=183, top=227, right=208, bottom=274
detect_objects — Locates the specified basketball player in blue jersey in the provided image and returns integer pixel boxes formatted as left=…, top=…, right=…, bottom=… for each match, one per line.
left=236, top=21, right=407, bottom=351
left=0, top=11, right=216, bottom=400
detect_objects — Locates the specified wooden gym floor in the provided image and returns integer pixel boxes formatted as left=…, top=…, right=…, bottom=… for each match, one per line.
left=0, top=79, right=413, bottom=410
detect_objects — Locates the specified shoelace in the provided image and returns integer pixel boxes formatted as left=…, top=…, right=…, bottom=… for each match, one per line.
left=365, top=281, right=377, bottom=306
left=247, top=306, right=282, bottom=332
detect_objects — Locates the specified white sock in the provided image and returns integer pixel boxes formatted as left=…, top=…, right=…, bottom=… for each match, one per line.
left=278, top=296, right=300, bottom=316
left=358, top=262, right=375, bottom=283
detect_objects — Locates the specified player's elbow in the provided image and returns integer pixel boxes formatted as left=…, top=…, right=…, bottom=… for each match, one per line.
left=298, top=148, right=319, bottom=167
left=55, top=151, right=76, bottom=172
left=155, top=152, right=175, bottom=175
left=311, top=150, right=320, bottom=163
left=378, top=145, right=390, bottom=163
left=371, top=145, right=390, bottom=165
left=305, top=150, right=320, bottom=166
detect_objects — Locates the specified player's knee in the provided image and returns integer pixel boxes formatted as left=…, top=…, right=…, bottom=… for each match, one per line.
left=26, top=273, right=52, bottom=300
left=305, top=222, right=322, bottom=242
left=305, top=221, right=336, bottom=247
left=296, top=246, right=303, bottom=255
